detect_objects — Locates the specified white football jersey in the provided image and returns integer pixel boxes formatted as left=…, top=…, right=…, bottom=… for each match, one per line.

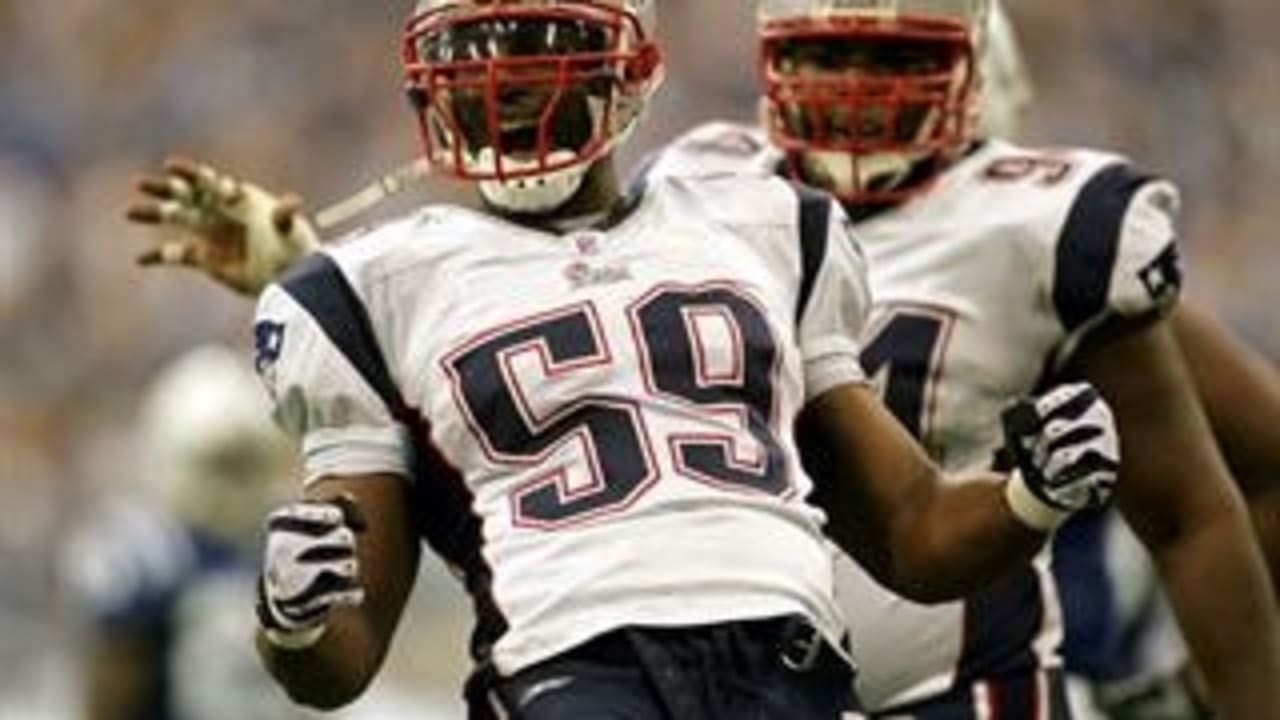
left=648, top=123, right=1183, bottom=711
left=254, top=173, right=872, bottom=676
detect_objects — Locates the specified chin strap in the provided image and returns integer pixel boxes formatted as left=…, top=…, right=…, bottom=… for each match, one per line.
left=476, top=149, right=591, bottom=214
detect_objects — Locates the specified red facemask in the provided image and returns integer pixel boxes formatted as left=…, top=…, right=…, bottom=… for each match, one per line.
left=402, top=1, right=661, bottom=184
left=760, top=13, right=977, bottom=204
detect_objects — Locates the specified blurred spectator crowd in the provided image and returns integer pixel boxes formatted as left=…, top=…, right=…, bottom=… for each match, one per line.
left=0, top=0, right=1277, bottom=715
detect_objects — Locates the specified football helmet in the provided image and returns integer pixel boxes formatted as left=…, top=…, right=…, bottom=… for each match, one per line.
left=977, top=0, right=1032, bottom=138
left=138, top=345, right=291, bottom=548
left=402, top=0, right=663, bottom=214
left=758, top=0, right=989, bottom=203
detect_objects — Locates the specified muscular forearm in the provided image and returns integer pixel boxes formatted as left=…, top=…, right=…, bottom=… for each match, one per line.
left=798, top=384, right=1050, bottom=603
left=257, top=476, right=421, bottom=710
left=885, top=473, right=1044, bottom=602
left=1146, top=501, right=1280, bottom=717
left=1079, top=318, right=1280, bottom=714
left=256, top=609, right=386, bottom=709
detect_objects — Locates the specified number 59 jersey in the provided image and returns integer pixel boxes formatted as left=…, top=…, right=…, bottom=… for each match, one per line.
left=647, top=123, right=1184, bottom=710
left=253, top=173, right=871, bottom=676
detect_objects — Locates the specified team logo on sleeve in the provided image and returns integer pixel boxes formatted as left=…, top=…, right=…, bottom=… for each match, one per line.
left=1138, top=243, right=1183, bottom=305
left=254, top=320, right=286, bottom=375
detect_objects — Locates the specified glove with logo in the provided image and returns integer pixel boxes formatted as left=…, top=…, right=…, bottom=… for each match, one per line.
left=999, top=382, right=1121, bottom=531
left=257, top=495, right=367, bottom=650
left=126, top=157, right=319, bottom=296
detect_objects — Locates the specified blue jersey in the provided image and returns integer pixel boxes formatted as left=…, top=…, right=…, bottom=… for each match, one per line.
left=63, top=502, right=311, bottom=720
left=1054, top=510, right=1188, bottom=685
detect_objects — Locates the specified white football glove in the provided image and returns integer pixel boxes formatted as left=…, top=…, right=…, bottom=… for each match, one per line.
left=257, top=496, right=366, bottom=649
left=999, top=382, right=1121, bottom=531
left=127, top=157, right=319, bottom=296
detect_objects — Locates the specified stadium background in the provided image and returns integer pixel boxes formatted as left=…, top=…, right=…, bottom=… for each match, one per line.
left=1, top=0, right=1277, bottom=716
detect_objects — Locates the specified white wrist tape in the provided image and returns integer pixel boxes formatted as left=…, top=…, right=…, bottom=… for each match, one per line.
left=1004, top=469, right=1069, bottom=532
left=263, top=624, right=326, bottom=651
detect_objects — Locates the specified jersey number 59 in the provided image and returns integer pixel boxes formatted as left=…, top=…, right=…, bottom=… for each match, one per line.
left=444, top=285, right=788, bottom=529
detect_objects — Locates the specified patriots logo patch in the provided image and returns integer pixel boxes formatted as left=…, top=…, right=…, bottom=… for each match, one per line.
left=254, top=320, right=286, bottom=374
left=1139, top=242, right=1183, bottom=304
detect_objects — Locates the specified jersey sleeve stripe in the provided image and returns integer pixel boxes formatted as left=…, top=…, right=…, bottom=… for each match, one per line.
left=277, top=252, right=408, bottom=421
left=278, top=254, right=511, bottom=655
left=793, top=183, right=832, bottom=325
left=1052, top=163, right=1157, bottom=333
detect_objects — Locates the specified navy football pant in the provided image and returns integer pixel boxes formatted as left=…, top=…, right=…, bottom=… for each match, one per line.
left=467, top=615, right=854, bottom=720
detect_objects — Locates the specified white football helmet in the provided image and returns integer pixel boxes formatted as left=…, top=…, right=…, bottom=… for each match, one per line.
left=757, top=0, right=989, bottom=203
left=977, top=0, right=1032, bottom=138
left=402, top=0, right=663, bottom=214
left=137, top=345, right=291, bottom=548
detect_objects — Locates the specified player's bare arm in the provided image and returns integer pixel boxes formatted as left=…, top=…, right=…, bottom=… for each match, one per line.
left=126, top=157, right=318, bottom=296
left=1073, top=315, right=1280, bottom=716
left=256, top=472, right=421, bottom=710
left=1174, top=302, right=1280, bottom=495
left=797, top=380, right=1117, bottom=604
left=1174, top=301, right=1280, bottom=594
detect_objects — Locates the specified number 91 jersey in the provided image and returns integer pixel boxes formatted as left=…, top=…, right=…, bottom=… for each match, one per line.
left=253, top=172, right=871, bottom=677
left=647, top=123, right=1184, bottom=711
left=845, top=138, right=1182, bottom=710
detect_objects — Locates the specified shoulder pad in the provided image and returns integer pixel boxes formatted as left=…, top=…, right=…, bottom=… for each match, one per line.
left=644, top=121, right=779, bottom=181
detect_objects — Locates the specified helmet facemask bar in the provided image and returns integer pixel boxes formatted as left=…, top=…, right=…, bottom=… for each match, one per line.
left=402, top=3, right=660, bottom=190
left=760, top=13, right=977, bottom=204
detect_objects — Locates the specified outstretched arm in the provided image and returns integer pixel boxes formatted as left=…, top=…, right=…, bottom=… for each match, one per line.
left=797, top=381, right=1115, bottom=603
left=791, top=190, right=1115, bottom=604
left=797, top=383, right=1038, bottom=602
left=256, top=472, right=421, bottom=709
left=1075, top=316, right=1280, bottom=716
left=126, top=158, right=318, bottom=296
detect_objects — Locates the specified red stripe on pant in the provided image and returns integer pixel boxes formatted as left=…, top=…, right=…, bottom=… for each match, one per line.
left=872, top=669, right=1068, bottom=720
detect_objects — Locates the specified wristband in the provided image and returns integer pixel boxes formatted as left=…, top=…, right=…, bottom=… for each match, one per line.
left=1004, top=469, right=1069, bottom=532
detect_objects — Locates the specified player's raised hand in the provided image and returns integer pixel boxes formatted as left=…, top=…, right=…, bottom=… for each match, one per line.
left=126, top=157, right=319, bottom=296
left=256, top=496, right=366, bottom=650
left=999, top=382, right=1121, bottom=531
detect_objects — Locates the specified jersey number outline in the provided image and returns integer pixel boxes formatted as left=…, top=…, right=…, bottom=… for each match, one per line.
left=860, top=304, right=956, bottom=441
left=444, top=284, right=788, bottom=529
left=980, top=154, right=1076, bottom=186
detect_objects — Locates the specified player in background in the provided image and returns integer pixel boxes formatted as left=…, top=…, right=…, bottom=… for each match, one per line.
left=635, top=0, right=1280, bottom=716
left=974, top=8, right=1209, bottom=717
left=61, top=345, right=304, bottom=720
left=962, top=8, right=1211, bottom=717
left=125, top=1, right=1123, bottom=717
left=967, top=7, right=1280, bottom=718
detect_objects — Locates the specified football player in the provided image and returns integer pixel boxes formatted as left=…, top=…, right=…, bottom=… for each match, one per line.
left=62, top=345, right=302, bottom=720
left=125, top=1, right=1122, bottom=717
left=637, top=0, right=1279, bottom=716
left=971, top=10, right=1279, bottom=718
